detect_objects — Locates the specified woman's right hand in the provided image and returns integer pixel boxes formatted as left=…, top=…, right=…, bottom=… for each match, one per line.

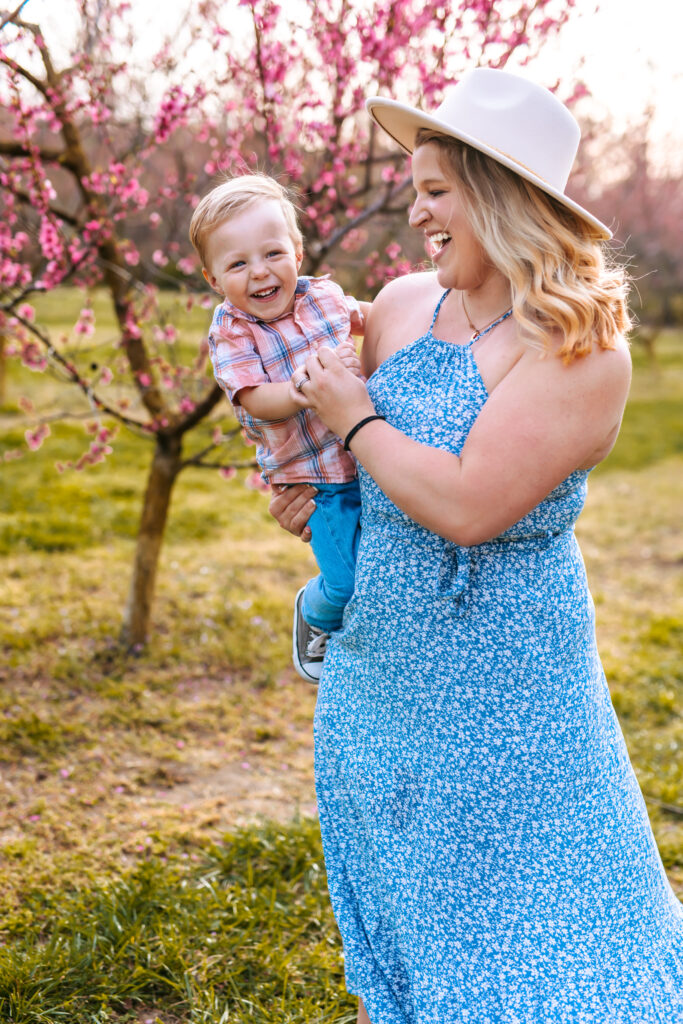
left=268, top=483, right=317, bottom=542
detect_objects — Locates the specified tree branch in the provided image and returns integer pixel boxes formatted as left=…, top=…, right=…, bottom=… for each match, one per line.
left=181, top=455, right=258, bottom=471
left=0, top=50, right=48, bottom=97
left=4, top=180, right=80, bottom=226
left=317, top=173, right=413, bottom=260
left=178, top=423, right=243, bottom=466
left=167, top=381, right=225, bottom=438
left=0, top=1, right=30, bottom=33
left=9, top=312, right=156, bottom=436
left=0, top=139, right=63, bottom=162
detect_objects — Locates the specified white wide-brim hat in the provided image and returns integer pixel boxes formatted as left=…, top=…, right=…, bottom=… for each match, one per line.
left=366, top=68, right=611, bottom=240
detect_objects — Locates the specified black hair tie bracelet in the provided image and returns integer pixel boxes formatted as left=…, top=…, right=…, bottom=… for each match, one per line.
left=343, top=415, right=386, bottom=451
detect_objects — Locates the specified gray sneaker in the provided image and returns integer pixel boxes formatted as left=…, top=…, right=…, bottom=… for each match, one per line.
left=292, top=587, right=328, bottom=683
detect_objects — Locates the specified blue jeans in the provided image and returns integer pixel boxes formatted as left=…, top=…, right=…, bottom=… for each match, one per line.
left=301, top=480, right=361, bottom=633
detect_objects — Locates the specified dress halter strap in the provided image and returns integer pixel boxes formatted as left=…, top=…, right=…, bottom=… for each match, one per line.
left=428, top=289, right=451, bottom=333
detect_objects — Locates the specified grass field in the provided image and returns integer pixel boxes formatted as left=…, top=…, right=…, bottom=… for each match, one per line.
left=1, top=292, right=682, bottom=1022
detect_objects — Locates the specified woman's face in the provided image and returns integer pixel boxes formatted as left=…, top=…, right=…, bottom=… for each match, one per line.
left=409, top=142, right=493, bottom=292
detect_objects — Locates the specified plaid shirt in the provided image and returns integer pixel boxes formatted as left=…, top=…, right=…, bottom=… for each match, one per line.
left=208, top=276, right=359, bottom=485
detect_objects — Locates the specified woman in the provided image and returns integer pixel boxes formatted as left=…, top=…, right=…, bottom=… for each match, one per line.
left=272, top=69, right=683, bottom=1023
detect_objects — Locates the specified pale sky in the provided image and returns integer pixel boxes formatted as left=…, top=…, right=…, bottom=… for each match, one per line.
left=15, top=0, right=683, bottom=166
left=508, top=0, right=682, bottom=166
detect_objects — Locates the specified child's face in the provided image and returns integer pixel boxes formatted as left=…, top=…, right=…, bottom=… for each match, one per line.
left=202, top=200, right=303, bottom=321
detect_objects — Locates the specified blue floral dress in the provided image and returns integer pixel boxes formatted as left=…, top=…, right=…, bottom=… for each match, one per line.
left=314, top=292, right=683, bottom=1023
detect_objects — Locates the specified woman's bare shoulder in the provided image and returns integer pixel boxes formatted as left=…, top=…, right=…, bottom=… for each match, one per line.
left=372, top=270, right=442, bottom=313
left=363, top=271, right=443, bottom=375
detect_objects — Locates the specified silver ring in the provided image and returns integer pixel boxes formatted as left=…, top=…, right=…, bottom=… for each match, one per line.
left=294, top=373, right=309, bottom=392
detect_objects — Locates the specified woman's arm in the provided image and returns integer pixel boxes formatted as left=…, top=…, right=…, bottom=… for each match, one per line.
left=300, top=338, right=631, bottom=547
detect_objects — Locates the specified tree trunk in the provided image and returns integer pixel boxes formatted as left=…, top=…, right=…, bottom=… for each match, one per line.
left=121, top=432, right=183, bottom=647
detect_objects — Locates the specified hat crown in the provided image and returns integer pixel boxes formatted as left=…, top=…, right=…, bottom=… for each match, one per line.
left=436, top=69, right=580, bottom=192
left=365, top=67, right=611, bottom=238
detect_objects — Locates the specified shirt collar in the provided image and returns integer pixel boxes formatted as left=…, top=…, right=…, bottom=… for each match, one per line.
left=221, top=276, right=313, bottom=325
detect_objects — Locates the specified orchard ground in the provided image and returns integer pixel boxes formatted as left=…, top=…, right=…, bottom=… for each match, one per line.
left=0, top=293, right=682, bottom=1022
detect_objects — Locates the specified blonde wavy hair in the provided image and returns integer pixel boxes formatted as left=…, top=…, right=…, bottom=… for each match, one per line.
left=415, top=130, right=631, bottom=362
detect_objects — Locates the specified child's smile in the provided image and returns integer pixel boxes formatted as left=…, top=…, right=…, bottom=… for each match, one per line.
left=203, top=199, right=303, bottom=321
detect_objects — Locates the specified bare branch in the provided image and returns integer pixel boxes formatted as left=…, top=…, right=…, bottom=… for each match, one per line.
left=167, top=381, right=225, bottom=438
left=0, top=51, right=48, bottom=97
left=0, top=139, right=65, bottom=163
left=0, top=1, right=30, bottom=33
left=4, top=180, right=80, bottom=226
left=8, top=312, right=156, bottom=436
left=178, top=424, right=243, bottom=466
left=181, top=455, right=258, bottom=471
left=317, top=173, right=413, bottom=260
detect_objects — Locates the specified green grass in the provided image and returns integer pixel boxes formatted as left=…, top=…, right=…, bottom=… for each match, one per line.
left=0, top=294, right=682, bottom=1022
left=0, top=822, right=355, bottom=1024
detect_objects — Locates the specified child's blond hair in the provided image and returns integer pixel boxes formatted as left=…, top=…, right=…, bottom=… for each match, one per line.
left=189, top=173, right=303, bottom=267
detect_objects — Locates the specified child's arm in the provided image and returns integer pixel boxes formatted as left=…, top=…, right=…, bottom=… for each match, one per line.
left=238, top=382, right=308, bottom=420
left=349, top=300, right=372, bottom=338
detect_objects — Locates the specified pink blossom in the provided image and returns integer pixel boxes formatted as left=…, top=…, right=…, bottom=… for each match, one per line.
left=138, top=372, right=152, bottom=387
left=176, top=257, right=195, bottom=276
left=124, top=317, right=141, bottom=340
left=25, top=423, right=51, bottom=451
left=220, top=466, right=237, bottom=481
left=152, top=250, right=168, bottom=267
left=245, top=470, right=269, bottom=494
left=74, top=319, right=95, bottom=336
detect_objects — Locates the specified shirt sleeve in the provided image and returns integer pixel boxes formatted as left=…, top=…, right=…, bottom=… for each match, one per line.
left=344, top=292, right=361, bottom=321
left=208, top=315, right=270, bottom=405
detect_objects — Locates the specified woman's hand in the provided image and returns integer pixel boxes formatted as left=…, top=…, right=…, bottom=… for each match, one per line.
left=300, top=345, right=376, bottom=439
left=269, top=483, right=317, bottom=542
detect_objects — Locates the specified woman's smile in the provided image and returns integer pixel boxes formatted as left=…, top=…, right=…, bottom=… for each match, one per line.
left=428, top=231, right=452, bottom=259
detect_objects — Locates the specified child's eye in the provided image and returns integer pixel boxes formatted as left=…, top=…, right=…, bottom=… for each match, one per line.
left=266, top=250, right=283, bottom=258
left=228, top=260, right=245, bottom=270
left=429, top=189, right=445, bottom=197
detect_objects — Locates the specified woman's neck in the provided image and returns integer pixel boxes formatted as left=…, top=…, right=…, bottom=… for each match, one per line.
left=461, top=272, right=512, bottom=329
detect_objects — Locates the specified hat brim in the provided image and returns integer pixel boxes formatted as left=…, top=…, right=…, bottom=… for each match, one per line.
left=366, top=96, right=612, bottom=241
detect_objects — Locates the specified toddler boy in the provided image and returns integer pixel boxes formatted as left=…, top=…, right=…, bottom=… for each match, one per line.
left=189, top=174, right=368, bottom=682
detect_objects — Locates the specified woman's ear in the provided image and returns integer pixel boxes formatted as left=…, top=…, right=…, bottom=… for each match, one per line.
left=296, top=247, right=304, bottom=270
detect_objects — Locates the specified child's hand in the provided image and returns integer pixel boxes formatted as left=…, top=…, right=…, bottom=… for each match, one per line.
left=349, top=300, right=371, bottom=337
left=336, top=340, right=363, bottom=379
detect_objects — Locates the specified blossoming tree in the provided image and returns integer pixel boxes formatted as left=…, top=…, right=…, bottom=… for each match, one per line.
left=0, top=0, right=576, bottom=645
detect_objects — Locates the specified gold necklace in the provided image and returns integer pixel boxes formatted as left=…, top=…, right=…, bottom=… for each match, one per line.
left=461, top=292, right=513, bottom=342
